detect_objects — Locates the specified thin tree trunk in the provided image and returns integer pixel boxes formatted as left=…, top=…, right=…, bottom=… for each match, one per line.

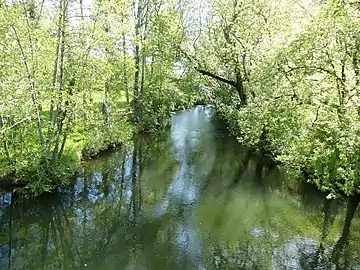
left=140, top=0, right=150, bottom=102
left=0, top=116, right=12, bottom=166
left=80, top=0, right=84, bottom=21
left=103, top=80, right=111, bottom=124
left=49, top=0, right=63, bottom=129
left=103, top=12, right=111, bottom=125
left=139, top=1, right=150, bottom=122
left=12, top=26, right=45, bottom=145
left=123, top=31, right=130, bottom=105
left=58, top=109, right=75, bottom=160
left=352, top=46, right=360, bottom=116
left=2, top=139, right=11, bottom=166
left=235, top=71, right=247, bottom=106
left=20, top=0, right=36, bottom=69
left=133, top=0, right=143, bottom=123
left=53, top=0, right=67, bottom=161
left=140, top=55, right=146, bottom=121
left=79, top=0, right=90, bottom=122
left=37, top=0, right=45, bottom=23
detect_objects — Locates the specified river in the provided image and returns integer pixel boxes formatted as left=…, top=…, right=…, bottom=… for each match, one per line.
left=0, top=105, right=359, bottom=269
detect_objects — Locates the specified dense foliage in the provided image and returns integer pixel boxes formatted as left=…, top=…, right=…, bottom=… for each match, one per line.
left=181, top=0, right=360, bottom=198
left=0, top=0, right=199, bottom=194
left=1, top=0, right=360, bottom=198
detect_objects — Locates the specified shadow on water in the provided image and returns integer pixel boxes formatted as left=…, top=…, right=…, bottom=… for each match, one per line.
left=1, top=105, right=360, bottom=269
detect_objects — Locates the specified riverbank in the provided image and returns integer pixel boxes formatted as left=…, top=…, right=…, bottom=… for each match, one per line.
left=1, top=106, right=359, bottom=270
left=0, top=98, right=207, bottom=196
left=213, top=101, right=360, bottom=199
left=0, top=113, right=133, bottom=196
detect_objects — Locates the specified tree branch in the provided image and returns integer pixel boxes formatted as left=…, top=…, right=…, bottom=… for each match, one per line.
left=0, top=116, right=31, bottom=136
left=179, top=48, right=237, bottom=88
left=195, top=68, right=237, bottom=88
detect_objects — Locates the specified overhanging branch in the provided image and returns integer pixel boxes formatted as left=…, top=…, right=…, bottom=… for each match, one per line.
left=195, top=68, right=237, bottom=88
left=178, top=47, right=237, bottom=88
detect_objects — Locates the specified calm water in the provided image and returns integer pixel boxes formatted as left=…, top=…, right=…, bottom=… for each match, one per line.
left=1, top=106, right=360, bottom=270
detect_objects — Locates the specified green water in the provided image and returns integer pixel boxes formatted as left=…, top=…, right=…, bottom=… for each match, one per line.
left=1, top=106, right=360, bottom=269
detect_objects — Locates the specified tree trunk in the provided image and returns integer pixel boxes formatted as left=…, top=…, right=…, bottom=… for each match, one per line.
left=58, top=109, right=75, bottom=160
left=140, top=0, right=150, bottom=101
left=352, top=45, right=360, bottom=116
left=12, top=26, right=45, bottom=145
left=103, top=10, right=111, bottom=125
left=133, top=0, right=143, bottom=123
left=122, top=29, right=130, bottom=105
left=235, top=72, right=247, bottom=106
left=195, top=67, right=247, bottom=106
left=103, top=80, right=111, bottom=124
left=49, top=0, right=63, bottom=129
left=53, top=0, right=67, bottom=161
left=0, top=115, right=12, bottom=166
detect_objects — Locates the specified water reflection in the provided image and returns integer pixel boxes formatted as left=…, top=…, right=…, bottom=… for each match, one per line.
left=1, top=106, right=360, bottom=269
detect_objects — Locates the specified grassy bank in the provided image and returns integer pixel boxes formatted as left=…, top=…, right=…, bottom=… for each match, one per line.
left=0, top=92, right=206, bottom=196
left=1, top=111, right=133, bottom=196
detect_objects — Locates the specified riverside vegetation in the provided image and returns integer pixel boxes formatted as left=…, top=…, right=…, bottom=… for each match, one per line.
left=1, top=0, right=360, bottom=201
left=0, top=0, right=202, bottom=194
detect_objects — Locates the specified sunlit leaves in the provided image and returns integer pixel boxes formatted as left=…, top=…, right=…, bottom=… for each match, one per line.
left=201, top=0, right=360, bottom=197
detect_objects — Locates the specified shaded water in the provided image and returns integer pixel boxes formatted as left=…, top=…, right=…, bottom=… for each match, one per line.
left=1, top=105, right=360, bottom=269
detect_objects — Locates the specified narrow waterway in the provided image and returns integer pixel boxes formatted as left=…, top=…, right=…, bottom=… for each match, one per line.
left=0, top=105, right=359, bottom=269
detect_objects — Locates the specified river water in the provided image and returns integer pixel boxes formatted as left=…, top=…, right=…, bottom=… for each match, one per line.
left=0, top=105, right=360, bottom=269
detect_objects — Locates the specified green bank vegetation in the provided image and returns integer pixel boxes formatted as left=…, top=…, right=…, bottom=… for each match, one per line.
left=179, top=0, right=360, bottom=199
left=0, top=0, right=200, bottom=194
left=1, top=0, right=360, bottom=198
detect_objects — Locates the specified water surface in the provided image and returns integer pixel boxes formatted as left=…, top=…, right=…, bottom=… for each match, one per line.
left=1, top=106, right=360, bottom=269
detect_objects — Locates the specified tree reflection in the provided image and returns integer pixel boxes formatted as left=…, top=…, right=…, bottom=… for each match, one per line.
left=331, top=195, right=360, bottom=268
left=0, top=128, right=180, bottom=269
left=1, top=107, right=360, bottom=270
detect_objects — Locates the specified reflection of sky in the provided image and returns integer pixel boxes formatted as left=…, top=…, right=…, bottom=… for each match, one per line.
left=272, top=237, right=318, bottom=270
left=155, top=106, right=216, bottom=267
left=157, top=106, right=215, bottom=215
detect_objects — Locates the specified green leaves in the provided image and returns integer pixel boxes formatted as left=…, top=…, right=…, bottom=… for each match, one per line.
left=199, top=0, right=360, bottom=197
left=0, top=0, right=201, bottom=194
